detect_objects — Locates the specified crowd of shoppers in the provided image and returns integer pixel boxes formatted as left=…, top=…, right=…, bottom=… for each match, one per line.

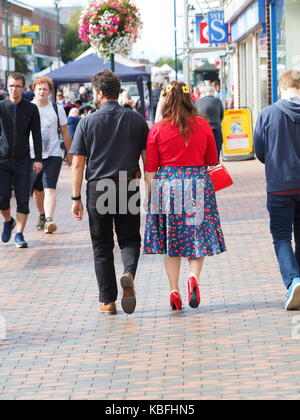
left=1, top=68, right=300, bottom=315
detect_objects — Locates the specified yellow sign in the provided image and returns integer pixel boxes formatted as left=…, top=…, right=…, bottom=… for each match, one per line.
left=11, top=38, right=32, bottom=47
left=21, top=25, right=40, bottom=34
left=222, top=108, right=253, bottom=156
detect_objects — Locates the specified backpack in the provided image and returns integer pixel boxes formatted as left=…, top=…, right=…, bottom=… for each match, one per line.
left=52, top=102, right=64, bottom=150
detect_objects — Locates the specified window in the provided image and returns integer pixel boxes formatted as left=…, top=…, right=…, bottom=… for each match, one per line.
left=23, top=18, right=32, bottom=27
left=12, top=15, right=21, bottom=35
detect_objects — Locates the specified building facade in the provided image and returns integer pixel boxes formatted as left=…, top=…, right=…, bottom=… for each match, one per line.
left=0, top=0, right=61, bottom=85
left=223, top=0, right=300, bottom=121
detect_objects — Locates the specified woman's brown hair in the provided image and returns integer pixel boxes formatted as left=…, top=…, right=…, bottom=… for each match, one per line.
left=161, top=81, right=205, bottom=140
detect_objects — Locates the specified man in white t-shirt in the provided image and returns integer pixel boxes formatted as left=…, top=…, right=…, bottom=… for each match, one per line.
left=30, top=77, right=72, bottom=233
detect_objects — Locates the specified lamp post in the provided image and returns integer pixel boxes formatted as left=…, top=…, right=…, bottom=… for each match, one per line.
left=54, top=0, right=61, bottom=67
left=174, top=0, right=178, bottom=81
left=3, top=0, right=10, bottom=84
left=183, top=0, right=190, bottom=85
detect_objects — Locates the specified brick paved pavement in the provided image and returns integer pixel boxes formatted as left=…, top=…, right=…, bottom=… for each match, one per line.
left=1, top=159, right=300, bottom=400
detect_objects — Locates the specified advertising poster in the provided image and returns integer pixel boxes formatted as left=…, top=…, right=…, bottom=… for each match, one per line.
left=222, top=108, right=254, bottom=160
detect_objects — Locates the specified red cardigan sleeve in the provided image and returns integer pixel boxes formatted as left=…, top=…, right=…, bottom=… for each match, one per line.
left=204, top=123, right=218, bottom=166
left=146, top=126, right=160, bottom=172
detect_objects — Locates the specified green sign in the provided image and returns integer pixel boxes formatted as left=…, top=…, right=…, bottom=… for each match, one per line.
left=22, top=32, right=39, bottom=40
left=37, top=57, right=53, bottom=69
left=12, top=45, right=32, bottom=55
left=21, top=25, right=40, bottom=40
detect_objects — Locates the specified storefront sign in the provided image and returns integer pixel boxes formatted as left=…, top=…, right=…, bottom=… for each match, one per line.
left=224, top=0, right=254, bottom=23
left=11, top=37, right=32, bottom=54
left=222, top=108, right=253, bottom=157
left=207, top=11, right=228, bottom=44
left=231, top=0, right=265, bottom=42
left=21, top=25, right=40, bottom=40
left=196, top=15, right=207, bottom=44
left=200, top=22, right=209, bottom=44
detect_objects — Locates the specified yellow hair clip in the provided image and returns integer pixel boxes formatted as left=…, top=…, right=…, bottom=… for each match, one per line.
left=166, top=84, right=173, bottom=93
left=182, top=85, right=190, bottom=94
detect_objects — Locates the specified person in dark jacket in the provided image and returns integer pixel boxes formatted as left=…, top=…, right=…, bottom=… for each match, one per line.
left=0, top=72, right=43, bottom=248
left=254, top=70, right=300, bottom=310
left=195, top=86, right=224, bottom=159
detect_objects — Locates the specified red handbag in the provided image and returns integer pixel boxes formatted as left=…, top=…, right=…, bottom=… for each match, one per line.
left=208, top=164, right=233, bottom=192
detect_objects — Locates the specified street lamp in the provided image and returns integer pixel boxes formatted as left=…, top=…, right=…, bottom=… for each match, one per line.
left=54, top=0, right=61, bottom=67
left=2, top=0, right=10, bottom=84
left=174, top=0, right=178, bottom=81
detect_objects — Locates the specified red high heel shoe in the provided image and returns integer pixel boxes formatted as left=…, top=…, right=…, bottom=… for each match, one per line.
left=188, top=276, right=200, bottom=308
left=170, top=291, right=183, bottom=311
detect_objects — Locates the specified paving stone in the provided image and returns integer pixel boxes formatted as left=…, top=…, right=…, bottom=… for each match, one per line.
left=1, top=160, right=300, bottom=399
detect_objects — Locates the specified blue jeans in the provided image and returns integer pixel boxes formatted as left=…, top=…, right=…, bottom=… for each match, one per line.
left=267, top=193, right=300, bottom=289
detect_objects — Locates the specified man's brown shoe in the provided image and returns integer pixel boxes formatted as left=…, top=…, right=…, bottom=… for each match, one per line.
left=120, top=273, right=136, bottom=314
left=99, top=302, right=117, bottom=315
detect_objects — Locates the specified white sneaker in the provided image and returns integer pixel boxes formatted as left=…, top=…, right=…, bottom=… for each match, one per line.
left=44, top=218, right=57, bottom=234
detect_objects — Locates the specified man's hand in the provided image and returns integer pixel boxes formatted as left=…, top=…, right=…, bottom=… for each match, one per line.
left=33, top=162, right=43, bottom=174
left=66, top=153, right=73, bottom=167
left=72, top=200, right=84, bottom=221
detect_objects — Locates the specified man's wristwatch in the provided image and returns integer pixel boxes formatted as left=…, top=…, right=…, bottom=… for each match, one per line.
left=71, top=195, right=81, bottom=201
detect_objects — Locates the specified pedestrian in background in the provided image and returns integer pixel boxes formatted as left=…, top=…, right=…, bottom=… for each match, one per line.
left=23, top=84, right=35, bottom=102
left=144, top=81, right=226, bottom=311
left=212, top=79, right=221, bottom=99
left=195, top=85, right=224, bottom=160
left=30, top=77, right=72, bottom=234
left=67, top=107, right=81, bottom=139
left=254, top=70, right=300, bottom=310
left=0, top=72, right=43, bottom=248
left=71, top=70, right=149, bottom=316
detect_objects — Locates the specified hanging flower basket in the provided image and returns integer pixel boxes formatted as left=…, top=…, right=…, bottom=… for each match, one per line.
left=78, top=0, right=143, bottom=60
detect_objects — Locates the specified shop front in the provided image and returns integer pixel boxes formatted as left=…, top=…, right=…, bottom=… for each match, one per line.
left=230, top=0, right=266, bottom=122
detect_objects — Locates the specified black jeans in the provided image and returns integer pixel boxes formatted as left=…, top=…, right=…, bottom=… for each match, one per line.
left=0, top=157, right=31, bottom=214
left=212, top=128, right=223, bottom=160
left=87, top=179, right=141, bottom=303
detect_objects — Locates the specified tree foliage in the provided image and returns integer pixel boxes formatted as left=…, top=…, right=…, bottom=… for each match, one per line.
left=155, top=56, right=183, bottom=71
left=13, top=54, right=30, bottom=74
left=60, top=10, right=90, bottom=63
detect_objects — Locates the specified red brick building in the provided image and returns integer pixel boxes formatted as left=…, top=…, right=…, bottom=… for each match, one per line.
left=0, top=0, right=61, bottom=84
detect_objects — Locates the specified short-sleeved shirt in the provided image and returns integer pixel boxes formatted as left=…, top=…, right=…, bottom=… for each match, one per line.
left=30, top=100, right=67, bottom=159
left=70, top=101, right=149, bottom=181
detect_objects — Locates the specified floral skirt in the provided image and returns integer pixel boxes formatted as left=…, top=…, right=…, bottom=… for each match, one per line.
left=144, top=166, right=226, bottom=257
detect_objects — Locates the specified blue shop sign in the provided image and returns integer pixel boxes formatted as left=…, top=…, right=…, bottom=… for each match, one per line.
left=231, top=0, right=265, bottom=42
left=207, top=11, right=229, bottom=44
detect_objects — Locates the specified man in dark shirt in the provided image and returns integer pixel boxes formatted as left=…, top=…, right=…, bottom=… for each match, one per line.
left=71, top=70, right=149, bottom=315
left=0, top=72, right=43, bottom=248
left=196, top=86, right=224, bottom=159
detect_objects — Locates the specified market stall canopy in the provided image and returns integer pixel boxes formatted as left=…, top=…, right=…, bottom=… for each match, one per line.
left=44, top=52, right=151, bottom=84
left=44, top=53, right=152, bottom=120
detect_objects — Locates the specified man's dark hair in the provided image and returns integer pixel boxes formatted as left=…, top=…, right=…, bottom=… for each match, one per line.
left=7, top=72, right=26, bottom=87
left=91, top=70, right=121, bottom=100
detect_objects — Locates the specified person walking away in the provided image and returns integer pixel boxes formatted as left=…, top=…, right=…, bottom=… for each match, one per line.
left=144, top=81, right=226, bottom=311
left=152, top=83, right=162, bottom=120
left=196, top=86, right=224, bottom=159
left=31, top=77, right=72, bottom=234
left=67, top=107, right=81, bottom=139
left=0, top=72, right=42, bottom=248
left=71, top=70, right=149, bottom=315
left=254, top=70, right=300, bottom=310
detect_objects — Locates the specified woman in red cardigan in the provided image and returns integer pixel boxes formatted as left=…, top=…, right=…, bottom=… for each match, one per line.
left=144, top=81, right=226, bottom=311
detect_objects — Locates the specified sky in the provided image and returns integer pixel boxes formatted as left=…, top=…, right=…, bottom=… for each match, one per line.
left=21, top=0, right=182, bottom=62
